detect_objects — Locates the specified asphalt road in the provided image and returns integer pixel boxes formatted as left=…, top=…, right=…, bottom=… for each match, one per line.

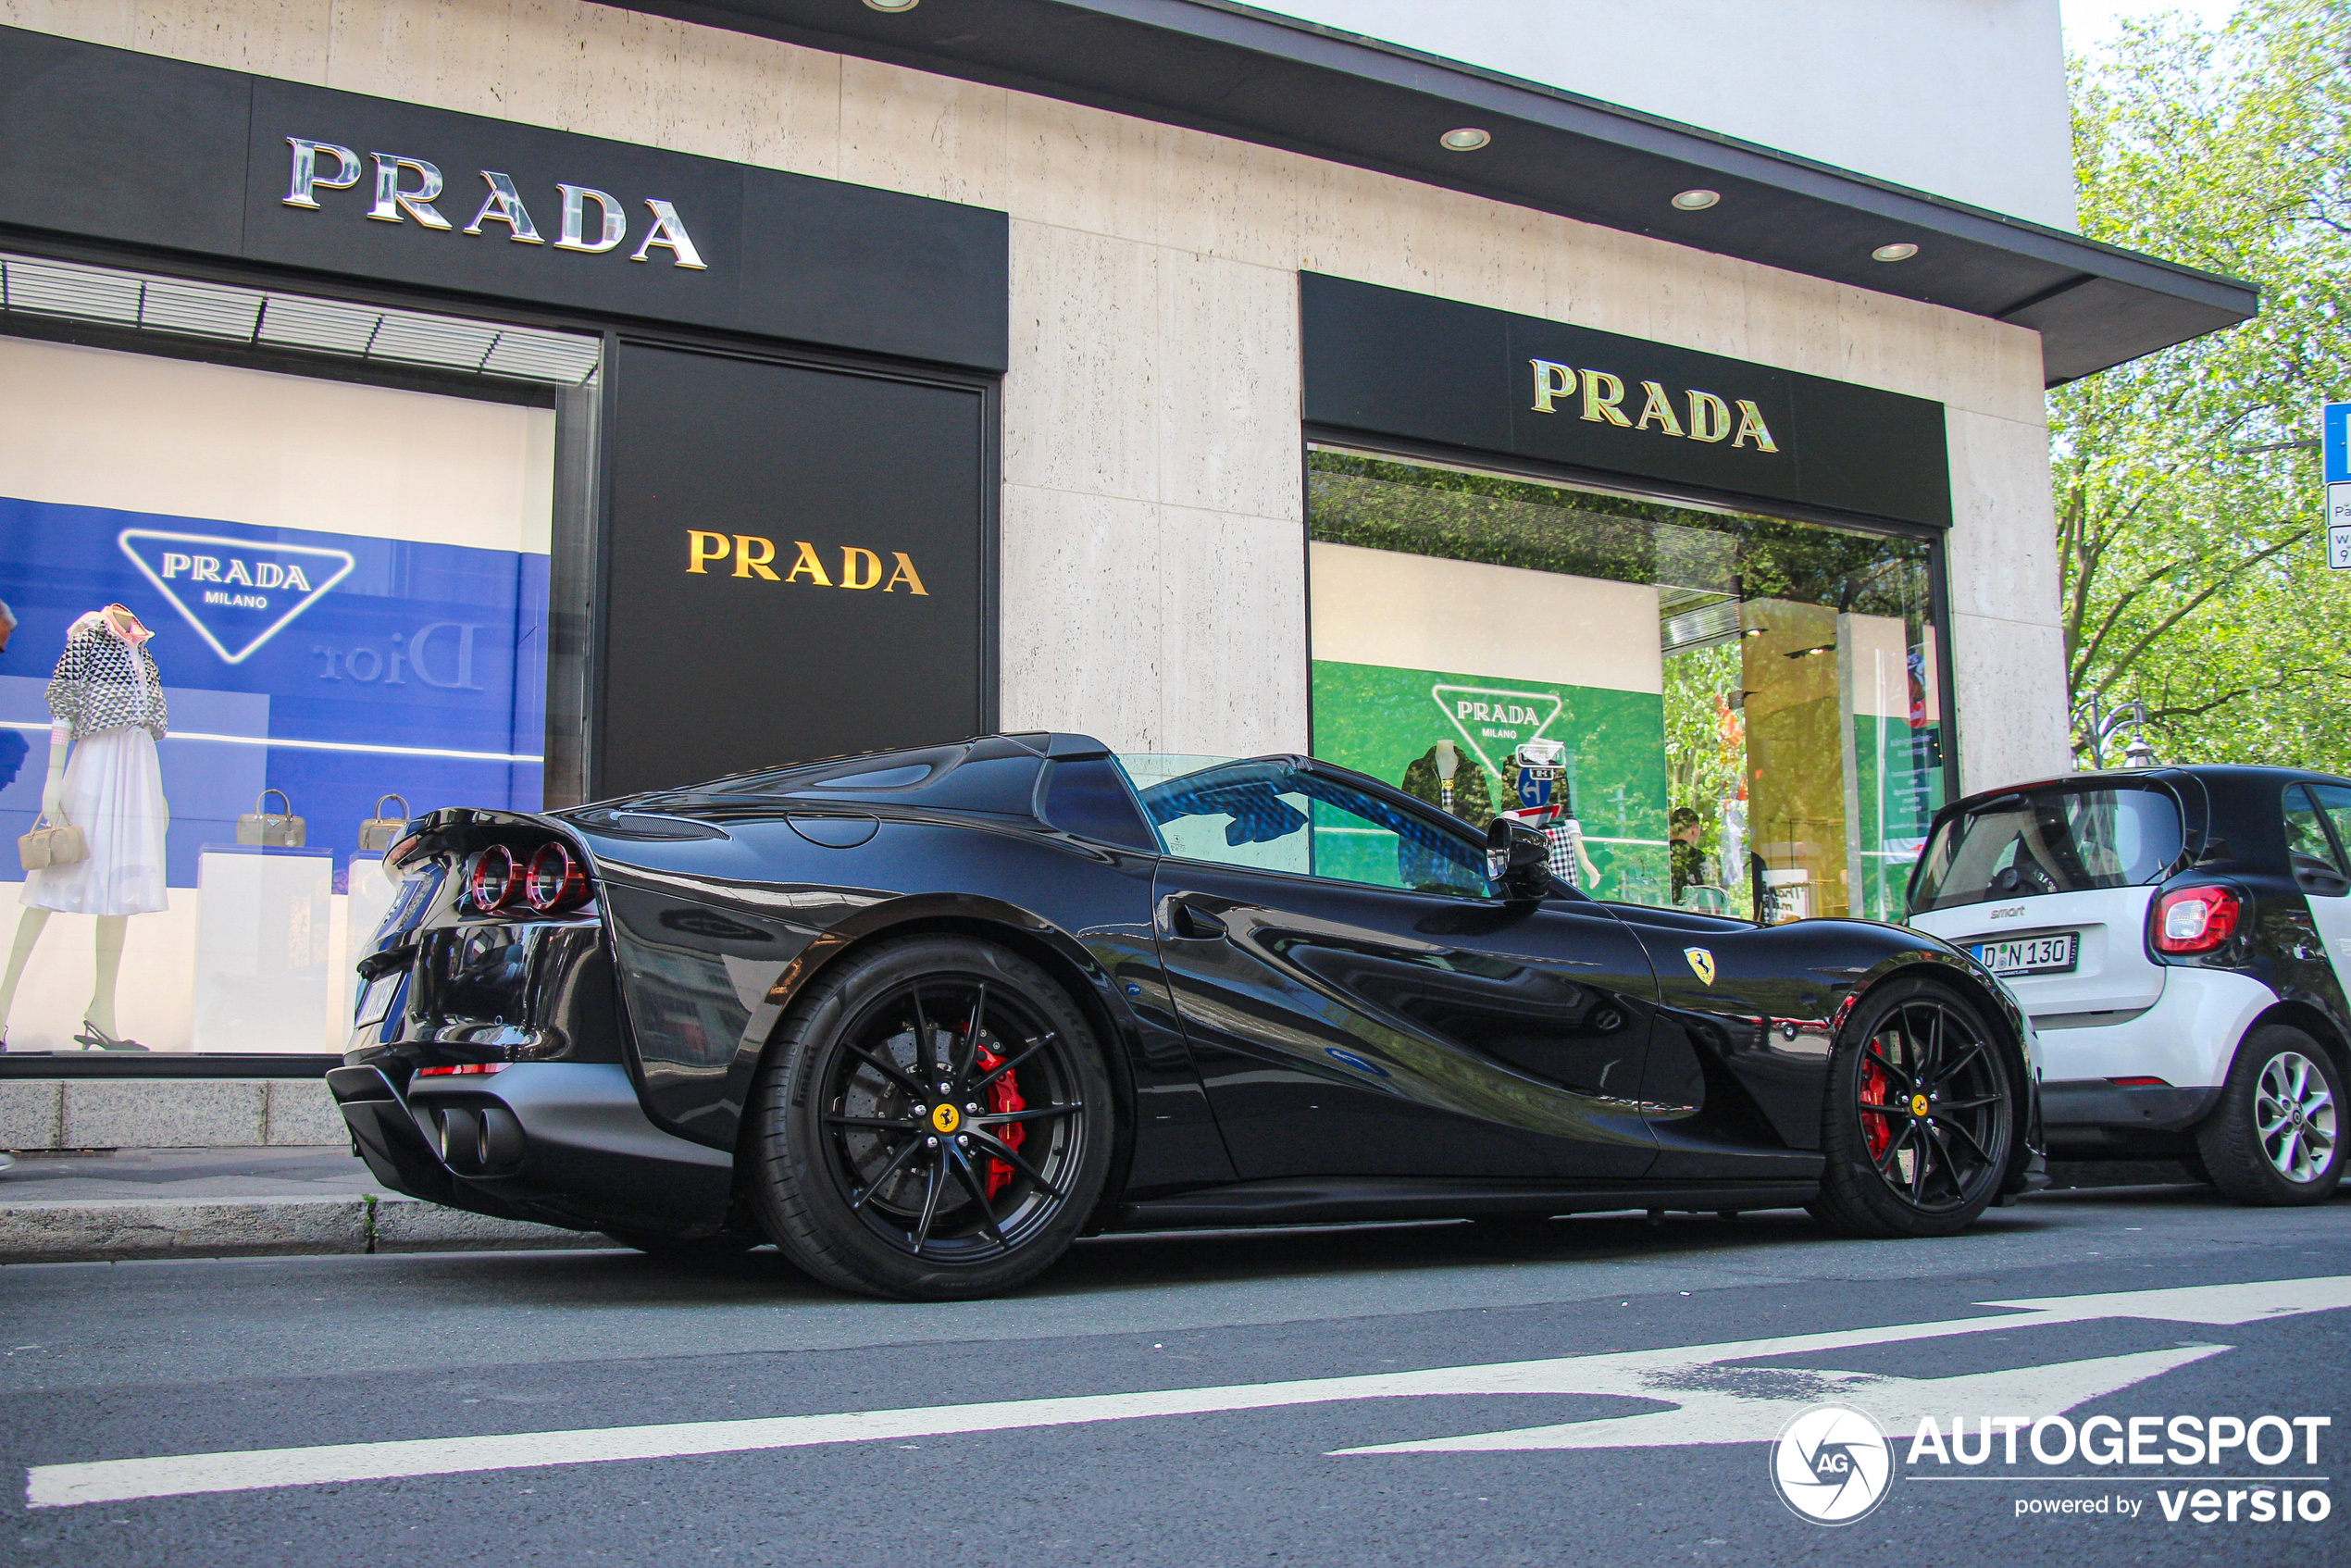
left=3, top=1182, right=2347, bottom=1567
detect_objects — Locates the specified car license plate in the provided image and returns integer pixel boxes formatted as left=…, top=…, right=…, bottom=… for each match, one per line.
left=1971, top=932, right=2079, bottom=976
left=353, top=971, right=402, bottom=1027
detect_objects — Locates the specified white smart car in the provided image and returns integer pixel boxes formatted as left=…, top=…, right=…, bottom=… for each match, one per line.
left=1907, top=766, right=2346, bottom=1204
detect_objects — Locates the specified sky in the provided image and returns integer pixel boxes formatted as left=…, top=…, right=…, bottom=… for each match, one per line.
left=2059, top=0, right=2241, bottom=49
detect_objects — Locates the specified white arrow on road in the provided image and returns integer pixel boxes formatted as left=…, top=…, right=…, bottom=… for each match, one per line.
left=26, top=1275, right=2351, bottom=1509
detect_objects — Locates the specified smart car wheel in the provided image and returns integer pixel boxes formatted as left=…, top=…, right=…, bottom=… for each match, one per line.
left=1809, top=978, right=2015, bottom=1238
left=744, top=936, right=1113, bottom=1300
left=2196, top=1025, right=2344, bottom=1206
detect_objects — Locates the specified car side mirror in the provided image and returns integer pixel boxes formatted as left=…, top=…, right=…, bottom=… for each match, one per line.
left=1486, top=817, right=1551, bottom=902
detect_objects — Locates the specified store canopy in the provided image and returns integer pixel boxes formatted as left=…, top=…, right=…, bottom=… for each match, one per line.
left=635, top=0, right=2255, bottom=384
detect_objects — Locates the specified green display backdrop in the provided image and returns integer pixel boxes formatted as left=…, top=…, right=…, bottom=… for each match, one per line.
left=1311, top=657, right=1670, bottom=902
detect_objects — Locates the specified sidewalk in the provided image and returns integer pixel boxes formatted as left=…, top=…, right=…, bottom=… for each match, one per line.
left=0, top=1147, right=2201, bottom=1266
left=0, top=1147, right=607, bottom=1263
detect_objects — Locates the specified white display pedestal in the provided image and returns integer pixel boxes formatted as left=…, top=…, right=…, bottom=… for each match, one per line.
left=192, top=846, right=333, bottom=1054
left=343, top=854, right=398, bottom=977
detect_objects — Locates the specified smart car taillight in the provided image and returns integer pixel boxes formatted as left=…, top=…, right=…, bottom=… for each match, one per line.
left=524, top=842, right=589, bottom=914
left=2153, top=885, right=2240, bottom=954
left=466, top=845, right=519, bottom=914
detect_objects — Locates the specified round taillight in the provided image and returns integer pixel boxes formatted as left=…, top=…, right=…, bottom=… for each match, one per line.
left=2154, top=884, right=2241, bottom=955
left=524, top=842, right=587, bottom=914
left=466, top=845, right=518, bottom=913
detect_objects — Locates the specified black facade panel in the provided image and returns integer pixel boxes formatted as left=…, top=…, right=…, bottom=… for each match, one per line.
left=0, top=30, right=250, bottom=255
left=0, top=26, right=1008, bottom=372
left=1300, top=274, right=1512, bottom=454
left=598, top=343, right=989, bottom=797
left=1301, top=272, right=1953, bottom=529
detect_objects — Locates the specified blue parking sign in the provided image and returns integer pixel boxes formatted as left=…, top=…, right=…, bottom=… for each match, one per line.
left=2327, top=402, right=2351, bottom=483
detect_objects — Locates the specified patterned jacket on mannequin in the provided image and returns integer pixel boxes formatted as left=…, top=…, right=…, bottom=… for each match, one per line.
left=44, top=615, right=168, bottom=742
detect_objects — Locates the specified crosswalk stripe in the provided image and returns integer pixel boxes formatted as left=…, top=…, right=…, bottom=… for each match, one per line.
left=26, top=1274, right=2350, bottom=1509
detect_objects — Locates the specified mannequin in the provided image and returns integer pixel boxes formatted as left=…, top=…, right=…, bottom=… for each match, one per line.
left=0, top=604, right=171, bottom=1051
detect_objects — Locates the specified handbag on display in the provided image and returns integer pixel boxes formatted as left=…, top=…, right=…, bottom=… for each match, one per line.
left=237, top=788, right=306, bottom=848
left=357, top=794, right=412, bottom=853
left=17, top=815, right=87, bottom=872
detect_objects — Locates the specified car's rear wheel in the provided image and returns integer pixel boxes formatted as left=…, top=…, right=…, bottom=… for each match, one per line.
left=2196, top=1025, right=2344, bottom=1205
left=1809, top=977, right=2016, bottom=1238
left=743, top=936, right=1114, bottom=1300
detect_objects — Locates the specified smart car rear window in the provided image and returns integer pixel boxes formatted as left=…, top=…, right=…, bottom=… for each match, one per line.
left=1909, top=785, right=2183, bottom=915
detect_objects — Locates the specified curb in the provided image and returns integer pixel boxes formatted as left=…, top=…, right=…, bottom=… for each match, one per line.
left=0, top=1193, right=609, bottom=1263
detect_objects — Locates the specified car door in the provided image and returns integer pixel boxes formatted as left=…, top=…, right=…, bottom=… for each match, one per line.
left=2286, top=782, right=2351, bottom=979
left=1140, top=758, right=1661, bottom=1182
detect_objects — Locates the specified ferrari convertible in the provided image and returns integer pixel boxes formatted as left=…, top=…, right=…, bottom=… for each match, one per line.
left=330, top=733, right=2046, bottom=1300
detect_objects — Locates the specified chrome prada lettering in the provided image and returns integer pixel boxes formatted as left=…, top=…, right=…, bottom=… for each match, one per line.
left=284, top=137, right=707, bottom=270
left=1528, top=357, right=1778, bottom=452
left=685, top=532, right=928, bottom=596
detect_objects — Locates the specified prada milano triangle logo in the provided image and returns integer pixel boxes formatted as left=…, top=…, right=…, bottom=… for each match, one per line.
left=118, top=529, right=355, bottom=665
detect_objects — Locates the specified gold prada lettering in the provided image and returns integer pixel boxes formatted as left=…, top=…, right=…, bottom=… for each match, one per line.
left=1634, top=380, right=1685, bottom=437
left=733, top=535, right=780, bottom=580
left=683, top=530, right=930, bottom=597
left=784, top=541, right=832, bottom=586
left=1686, top=391, right=1733, bottom=443
left=1524, top=359, right=1779, bottom=455
left=1732, top=399, right=1779, bottom=452
left=1529, top=359, right=1575, bottom=413
left=1579, top=369, right=1631, bottom=427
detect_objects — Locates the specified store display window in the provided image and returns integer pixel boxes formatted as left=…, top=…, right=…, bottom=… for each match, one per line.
left=0, top=255, right=589, bottom=1052
left=1306, top=447, right=1946, bottom=921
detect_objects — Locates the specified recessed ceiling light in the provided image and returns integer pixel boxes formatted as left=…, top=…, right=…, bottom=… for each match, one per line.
left=1671, top=189, right=1720, bottom=211
left=862, top=0, right=919, bottom=10
left=1438, top=128, right=1492, bottom=152
left=1872, top=242, right=1920, bottom=262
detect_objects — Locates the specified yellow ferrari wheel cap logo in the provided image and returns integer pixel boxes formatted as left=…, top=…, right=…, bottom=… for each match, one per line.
left=1910, top=1094, right=1930, bottom=1118
left=1684, top=948, right=1715, bottom=986
left=930, top=1103, right=961, bottom=1134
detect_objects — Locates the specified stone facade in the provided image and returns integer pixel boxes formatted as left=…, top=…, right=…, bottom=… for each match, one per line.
left=1, top=0, right=2072, bottom=786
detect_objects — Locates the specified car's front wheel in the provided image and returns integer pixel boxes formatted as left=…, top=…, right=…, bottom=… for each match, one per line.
left=743, top=936, right=1114, bottom=1300
left=2196, top=1025, right=2343, bottom=1205
left=1809, top=977, right=2017, bottom=1238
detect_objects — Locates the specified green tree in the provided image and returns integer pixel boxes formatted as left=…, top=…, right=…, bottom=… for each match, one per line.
left=2058, top=0, right=2351, bottom=767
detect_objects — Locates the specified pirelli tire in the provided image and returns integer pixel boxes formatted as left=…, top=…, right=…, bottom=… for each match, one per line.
left=1809, top=977, right=2019, bottom=1239
left=743, top=935, right=1115, bottom=1300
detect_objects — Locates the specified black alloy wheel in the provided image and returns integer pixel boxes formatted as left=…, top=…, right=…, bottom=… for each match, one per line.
left=1810, top=977, right=2016, bottom=1238
left=744, top=936, right=1113, bottom=1300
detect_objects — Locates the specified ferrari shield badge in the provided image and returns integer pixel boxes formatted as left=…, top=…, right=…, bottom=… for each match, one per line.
left=1685, top=947, right=1717, bottom=986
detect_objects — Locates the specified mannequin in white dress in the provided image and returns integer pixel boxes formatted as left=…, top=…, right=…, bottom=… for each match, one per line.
left=0, top=605, right=171, bottom=1051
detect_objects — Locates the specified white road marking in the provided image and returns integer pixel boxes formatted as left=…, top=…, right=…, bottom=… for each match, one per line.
left=26, top=1275, right=2346, bottom=1509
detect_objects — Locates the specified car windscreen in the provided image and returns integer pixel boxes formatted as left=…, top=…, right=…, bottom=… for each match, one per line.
left=1908, top=784, right=2184, bottom=915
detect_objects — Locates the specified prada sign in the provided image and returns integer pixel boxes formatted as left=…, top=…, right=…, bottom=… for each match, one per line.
left=282, top=138, right=707, bottom=270
left=1300, top=273, right=1950, bottom=529
left=0, top=28, right=1008, bottom=370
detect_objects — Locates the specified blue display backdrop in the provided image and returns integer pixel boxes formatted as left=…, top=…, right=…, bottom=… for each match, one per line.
left=0, top=498, right=546, bottom=887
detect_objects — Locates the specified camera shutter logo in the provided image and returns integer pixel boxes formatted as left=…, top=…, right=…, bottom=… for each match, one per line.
left=1770, top=1405, right=1892, bottom=1525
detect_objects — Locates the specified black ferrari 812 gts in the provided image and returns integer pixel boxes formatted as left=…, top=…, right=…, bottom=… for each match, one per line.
left=330, top=734, right=2046, bottom=1299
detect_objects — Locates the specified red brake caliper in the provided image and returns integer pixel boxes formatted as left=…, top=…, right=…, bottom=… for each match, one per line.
left=973, top=1042, right=1026, bottom=1199
left=1860, top=1057, right=1892, bottom=1161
